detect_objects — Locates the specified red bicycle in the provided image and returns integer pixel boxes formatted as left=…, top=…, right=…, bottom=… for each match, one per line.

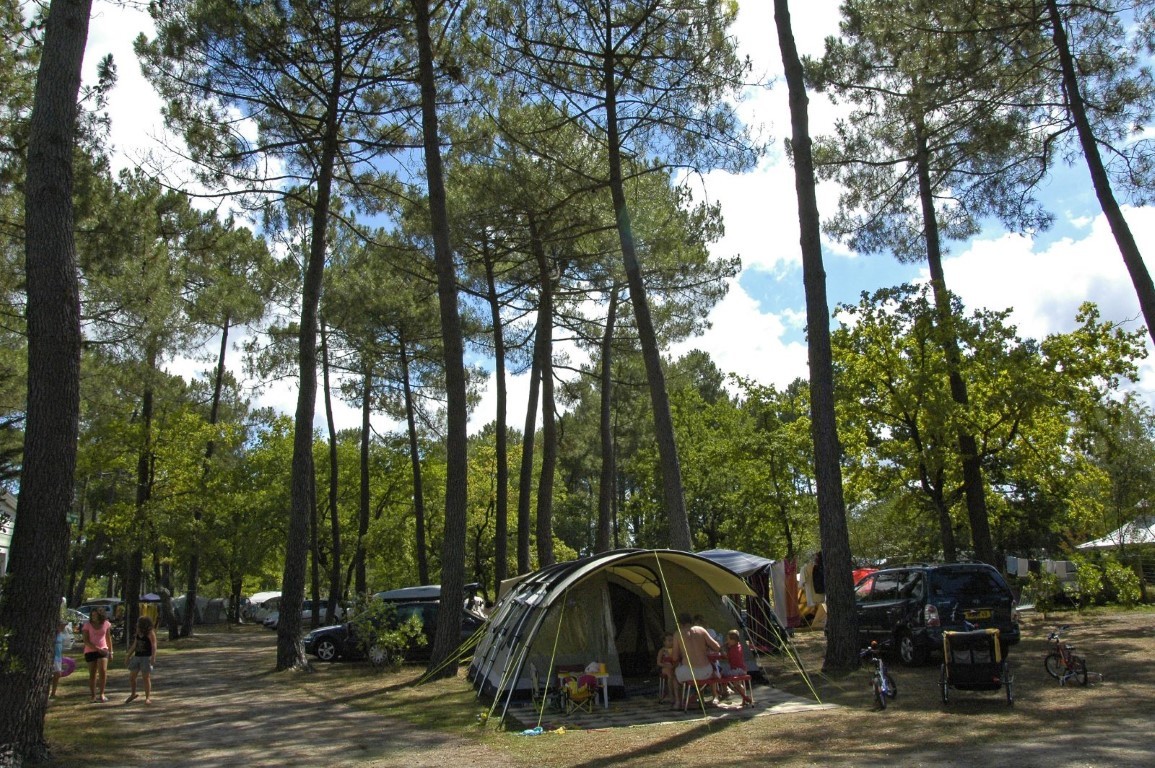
left=1044, top=625, right=1088, bottom=686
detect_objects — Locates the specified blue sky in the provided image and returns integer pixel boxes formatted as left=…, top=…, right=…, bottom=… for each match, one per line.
left=83, top=0, right=1155, bottom=431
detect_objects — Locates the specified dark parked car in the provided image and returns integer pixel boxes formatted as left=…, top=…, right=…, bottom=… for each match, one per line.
left=303, top=601, right=485, bottom=664
left=853, top=562, right=1021, bottom=666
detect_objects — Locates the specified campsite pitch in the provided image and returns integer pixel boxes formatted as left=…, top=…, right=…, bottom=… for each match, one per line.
left=42, top=609, right=1155, bottom=767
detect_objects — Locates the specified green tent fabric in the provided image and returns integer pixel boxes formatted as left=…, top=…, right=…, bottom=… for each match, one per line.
left=468, top=549, right=756, bottom=720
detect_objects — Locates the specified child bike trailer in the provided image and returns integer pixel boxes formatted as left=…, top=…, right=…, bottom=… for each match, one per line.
left=939, top=627, right=1013, bottom=706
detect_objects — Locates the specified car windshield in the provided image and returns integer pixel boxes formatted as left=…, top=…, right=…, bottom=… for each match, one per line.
left=931, top=569, right=1007, bottom=599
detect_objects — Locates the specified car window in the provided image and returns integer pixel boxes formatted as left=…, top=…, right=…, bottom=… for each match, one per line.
left=395, top=604, right=425, bottom=624
left=931, top=569, right=1008, bottom=598
left=900, top=572, right=925, bottom=600
left=855, top=575, right=876, bottom=600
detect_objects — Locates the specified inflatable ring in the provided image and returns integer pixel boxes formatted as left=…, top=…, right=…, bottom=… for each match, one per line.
left=60, top=656, right=76, bottom=677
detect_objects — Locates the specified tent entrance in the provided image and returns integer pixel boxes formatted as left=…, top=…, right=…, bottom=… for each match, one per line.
left=607, top=580, right=664, bottom=678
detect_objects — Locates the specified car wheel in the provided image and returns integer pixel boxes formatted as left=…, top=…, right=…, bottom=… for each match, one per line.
left=367, top=644, right=390, bottom=667
left=315, top=638, right=338, bottom=662
left=897, top=632, right=925, bottom=666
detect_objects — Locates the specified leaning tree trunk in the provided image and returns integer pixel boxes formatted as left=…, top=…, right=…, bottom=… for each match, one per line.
left=278, top=86, right=340, bottom=672
left=483, top=245, right=511, bottom=589
left=603, top=63, right=691, bottom=552
left=596, top=283, right=621, bottom=553
left=0, top=5, right=89, bottom=752
left=516, top=352, right=540, bottom=574
left=530, top=216, right=556, bottom=567
left=774, top=0, right=859, bottom=673
left=914, top=127, right=995, bottom=567
left=400, top=335, right=430, bottom=585
left=1046, top=0, right=1155, bottom=349
left=320, top=317, right=341, bottom=623
left=356, top=367, right=372, bottom=595
left=184, top=315, right=231, bottom=637
left=413, top=0, right=469, bottom=678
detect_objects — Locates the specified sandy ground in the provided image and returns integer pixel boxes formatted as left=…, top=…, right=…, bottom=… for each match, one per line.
left=42, top=608, right=1155, bottom=767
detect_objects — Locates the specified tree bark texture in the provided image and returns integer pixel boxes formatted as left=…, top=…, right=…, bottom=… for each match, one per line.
left=400, top=337, right=430, bottom=585
left=914, top=128, right=995, bottom=567
left=1046, top=0, right=1155, bottom=349
left=516, top=353, right=540, bottom=574
left=484, top=250, right=510, bottom=589
left=602, top=43, right=691, bottom=552
left=531, top=215, right=556, bottom=566
left=413, top=0, right=468, bottom=677
left=0, top=6, right=91, bottom=761
left=596, top=284, right=620, bottom=553
left=774, top=0, right=859, bottom=673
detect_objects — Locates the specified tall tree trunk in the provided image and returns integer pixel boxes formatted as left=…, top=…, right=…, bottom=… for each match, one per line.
left=357, top=367, right=372, bottom=595
left=1046, top=0, right=1155, bottom=348
left=184, top=315, right=231, bottom=637
left=531, top=217, right=556, bottom=566
left=0, top=2, right=91, bottom=749
left=601, top=26, right=691, bottom=551
left=516, top=353, right=540, bottom=574
left=774, top=0, right=859, bottom=673
left=400, top=335, right=430, bottom=585
left=320, top=317, right=341, bottom=622
left=413, top=0, right=468, bottom=678
left=279, top=84, right=341, bottom=671
left=914, top=128, right=995, bottom=567
left=484, top=245, right=510, bottom=590
left=128, top=346, right=159, bottom=645
left=596, top=284, right=620, bottom=552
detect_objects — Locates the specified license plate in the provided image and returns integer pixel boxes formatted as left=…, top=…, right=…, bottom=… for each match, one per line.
left=964, top=609, right=992, bottom=620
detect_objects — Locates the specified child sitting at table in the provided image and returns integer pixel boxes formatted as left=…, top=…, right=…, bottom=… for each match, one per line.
left=720, top=629, right=751, bottom=703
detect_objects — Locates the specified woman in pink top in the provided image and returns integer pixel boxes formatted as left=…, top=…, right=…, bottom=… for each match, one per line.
left=82, top=607, right=114, bottom=702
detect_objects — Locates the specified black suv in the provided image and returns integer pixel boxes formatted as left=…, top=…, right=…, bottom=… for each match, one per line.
left=854, top=563, right=1020, bottom=666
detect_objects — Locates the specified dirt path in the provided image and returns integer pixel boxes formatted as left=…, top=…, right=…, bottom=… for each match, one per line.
left=49, top=627, right=511, bottom=768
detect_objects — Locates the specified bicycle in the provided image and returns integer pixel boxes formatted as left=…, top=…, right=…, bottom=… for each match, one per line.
left=861, top=640, right=898, bottom=709
left=1044, top=625, right=1088, bottom=686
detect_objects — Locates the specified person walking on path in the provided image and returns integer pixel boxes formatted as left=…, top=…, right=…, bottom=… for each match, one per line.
left=125, top=615, right=158, bottom=703
left=82, top=607, right=114, bottom=702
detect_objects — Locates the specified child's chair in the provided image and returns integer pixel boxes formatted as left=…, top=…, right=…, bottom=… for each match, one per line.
left=563, top=673, right=598, bottom=715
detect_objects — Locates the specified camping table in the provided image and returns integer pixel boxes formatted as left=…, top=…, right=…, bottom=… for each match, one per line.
left=557, top=669, right=610, bottom=709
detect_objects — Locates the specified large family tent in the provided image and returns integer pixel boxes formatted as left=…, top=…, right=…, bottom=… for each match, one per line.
left=468, top=549, right=757, bottom=719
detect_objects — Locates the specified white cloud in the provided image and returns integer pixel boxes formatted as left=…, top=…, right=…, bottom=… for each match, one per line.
left=943, top=209, right=1155, bottom=342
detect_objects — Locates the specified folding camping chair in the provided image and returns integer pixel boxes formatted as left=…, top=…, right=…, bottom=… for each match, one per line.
left=529, top=663, right=561, bottom=713
left=561, top=673, right=600, bottom=715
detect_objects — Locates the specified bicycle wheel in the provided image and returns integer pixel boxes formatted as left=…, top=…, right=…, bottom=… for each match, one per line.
left=885, top=672, right=898, bottom=700
left=873, top=677, right=887, bottom=710
left=1074, top=656, right=1088, bottom=686
left=1044, top=652, right=1064, bottom=680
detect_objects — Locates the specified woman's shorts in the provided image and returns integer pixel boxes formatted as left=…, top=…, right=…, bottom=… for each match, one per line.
left=128, top=656, right=153, bottom=673
left=52, top=660, right=63, bottom=674
left=84, top=651, right=106, bottom=663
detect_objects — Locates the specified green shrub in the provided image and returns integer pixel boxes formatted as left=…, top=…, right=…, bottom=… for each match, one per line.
left=347, top=597, right=427, bottom=671
left=1069, top=557, right=1104, bottom=610
left=1103, top=560, right=1142, bottom=607
left=1023, top=570, right=1061, bottom=615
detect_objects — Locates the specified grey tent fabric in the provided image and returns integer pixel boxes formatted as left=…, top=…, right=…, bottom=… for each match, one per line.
left=468, top=549, right=756, bottom=721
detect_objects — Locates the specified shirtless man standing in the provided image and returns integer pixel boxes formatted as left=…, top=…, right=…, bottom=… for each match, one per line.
left=671, top=611, right=720, bottom=707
